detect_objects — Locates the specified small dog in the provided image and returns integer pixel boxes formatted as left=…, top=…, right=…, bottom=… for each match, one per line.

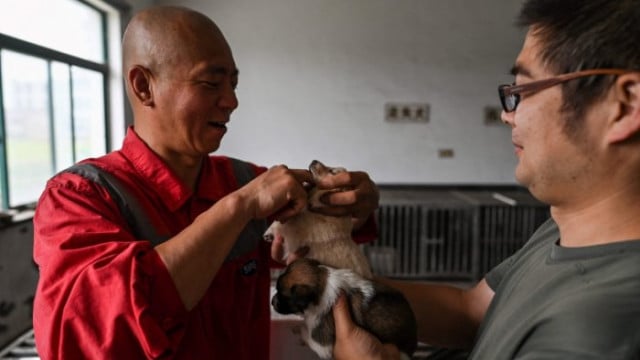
left=264, top=160, right=373, bottom=278
left=272, top=258, right=417, bottom=359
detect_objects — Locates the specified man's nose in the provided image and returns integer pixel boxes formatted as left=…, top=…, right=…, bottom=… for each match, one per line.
left=219, top=86, right=239, bottom=110
left=501, top=109, right=515, bottom=127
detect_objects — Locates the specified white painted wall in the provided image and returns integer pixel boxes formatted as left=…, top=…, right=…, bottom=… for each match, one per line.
left=149, top=0, right=527, bottom=184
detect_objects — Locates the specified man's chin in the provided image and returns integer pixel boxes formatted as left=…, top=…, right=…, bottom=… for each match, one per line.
left=514, top=166, right=529, bottom=187
left=207, top=143, right=222, bottom=154
left=198, top=138, right=222, bottom=155
left=514, top=171, right=547, bottom=204
left=202, top=133, right=225, bottom=153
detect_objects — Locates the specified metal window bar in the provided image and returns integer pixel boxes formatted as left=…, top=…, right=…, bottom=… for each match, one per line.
left=0, top=329, right=38, bottom=360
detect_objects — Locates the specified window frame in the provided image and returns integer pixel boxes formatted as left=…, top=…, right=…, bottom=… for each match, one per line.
left=0, top=0, right=124, bottom=210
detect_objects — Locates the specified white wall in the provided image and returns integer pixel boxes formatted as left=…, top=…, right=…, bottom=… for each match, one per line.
left=152, top=0, right=527, bottom=184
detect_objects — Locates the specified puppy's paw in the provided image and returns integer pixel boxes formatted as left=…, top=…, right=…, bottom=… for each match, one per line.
left=263, top=222, right=282, bottom=242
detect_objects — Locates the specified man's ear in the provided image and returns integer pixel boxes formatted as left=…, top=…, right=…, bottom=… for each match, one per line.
left=606, top=73, right=640, bottom=144
left=128, top=65, right=154, bottom=106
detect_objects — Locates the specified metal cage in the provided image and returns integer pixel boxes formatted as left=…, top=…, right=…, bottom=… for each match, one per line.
left=366, top=187, right=550, bottom=281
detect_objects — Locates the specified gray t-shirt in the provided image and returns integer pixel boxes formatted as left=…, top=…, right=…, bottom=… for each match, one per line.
left=470, top=219, right=640, bottom=359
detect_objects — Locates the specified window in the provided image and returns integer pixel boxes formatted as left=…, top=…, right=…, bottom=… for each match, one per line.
left=0, top=0, right=124, bottom=209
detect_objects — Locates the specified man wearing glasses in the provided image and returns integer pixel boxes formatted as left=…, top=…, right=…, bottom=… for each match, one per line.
left=332, top=0, right=640, bottom=359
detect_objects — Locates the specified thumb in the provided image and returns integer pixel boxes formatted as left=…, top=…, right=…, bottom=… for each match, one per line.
left=333, top=293, right=354, bottom=336
left=270, top=234, right=286, bottom=263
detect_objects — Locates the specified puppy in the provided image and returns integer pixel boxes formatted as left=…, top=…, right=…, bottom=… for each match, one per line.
left=272, top=258, right=417, bottom=360
left=264, top=160, right=373, bottom=278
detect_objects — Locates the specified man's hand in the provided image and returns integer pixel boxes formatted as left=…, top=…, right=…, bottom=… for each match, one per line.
left=332, top=294, right=401, bottom=360
left=312, top=170, right=379, bottom=229
left=270, top=234, right=309, bottom=265
left=239, top=165, right=312, bottom=222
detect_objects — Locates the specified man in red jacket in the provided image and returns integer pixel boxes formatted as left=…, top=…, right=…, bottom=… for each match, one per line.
left=32, top=5, right=378, bottom=359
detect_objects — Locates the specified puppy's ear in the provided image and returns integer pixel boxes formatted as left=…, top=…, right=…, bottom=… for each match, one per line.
left=290, top=284, right=319, bottom=312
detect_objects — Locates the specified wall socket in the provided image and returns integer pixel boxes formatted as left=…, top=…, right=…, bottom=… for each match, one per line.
left=385, top=102, right=430, bottom=123
left=438, top=148, right=455, bottom=158
left=484, top=106, right=503, bottom=125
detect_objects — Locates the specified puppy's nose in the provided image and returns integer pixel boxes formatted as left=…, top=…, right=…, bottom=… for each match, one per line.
left=271, top=294, right=279, bottom=308
left=309, top=160, right=320, bottom=171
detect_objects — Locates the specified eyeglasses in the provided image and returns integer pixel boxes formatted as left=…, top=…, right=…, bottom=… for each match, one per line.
left=498, top=68, right=631, bottom=113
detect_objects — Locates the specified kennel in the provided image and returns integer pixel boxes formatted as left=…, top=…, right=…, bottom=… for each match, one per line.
left=366, top=186, right=550, bottom=281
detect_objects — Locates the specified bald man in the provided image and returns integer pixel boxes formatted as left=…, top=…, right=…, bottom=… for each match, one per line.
left=32, top=6, right=378, bottom=359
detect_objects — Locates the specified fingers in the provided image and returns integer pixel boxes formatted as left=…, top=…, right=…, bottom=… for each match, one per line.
left=273, top=167, right=312, bottom=221
left=270, top=233, right=310, bottom=265
left=247, top=165, right=377, bottom=227
left=319, top=190, right=357, bottom=208
left=288, top=168, right=314, bottom=185
left=286, top=246, right=309, bottom=265
left=333, top=293, right=389, bottom=360
left=333, top=293, right=354, bottom=336
left=313, top=170, right=367, bottom=189
left=273, top=187, right=307, bottom=221
left=249, top=165, right=311, bottom=221
left=310, top=170, right=379, bottom=226
left=270, top=234, right=286, bottom=263
left=271, top=197, right=306, bottom=222
left=316, top=171, right=378, bottom=206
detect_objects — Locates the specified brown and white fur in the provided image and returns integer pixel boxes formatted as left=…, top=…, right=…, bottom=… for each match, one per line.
left=264, top=160, right=373, bottom=279
left=272, top=258, right=417, bottom=359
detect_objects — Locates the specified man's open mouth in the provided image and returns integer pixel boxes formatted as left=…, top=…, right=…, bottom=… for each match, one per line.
left=208, top=121, right=227, bottom=129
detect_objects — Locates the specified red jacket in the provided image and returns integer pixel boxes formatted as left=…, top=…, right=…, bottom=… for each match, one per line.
left=33, top=127, right=376, bottom=359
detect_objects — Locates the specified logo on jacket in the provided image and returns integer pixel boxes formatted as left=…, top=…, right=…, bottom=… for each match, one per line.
left=241, top=259, right=258, bottom=276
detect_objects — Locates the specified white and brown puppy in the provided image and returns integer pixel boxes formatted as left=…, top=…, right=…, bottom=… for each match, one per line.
left=272, top=258, right=417, bottom=360
left=264, top=160, right=373, bottom=278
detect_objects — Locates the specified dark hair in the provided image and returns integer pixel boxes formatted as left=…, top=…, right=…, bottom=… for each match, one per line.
left=518, top=0, right=640, bottom=131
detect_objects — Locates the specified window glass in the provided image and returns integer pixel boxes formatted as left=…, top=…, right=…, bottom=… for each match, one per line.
left=0, top=0, right=117, bottom=210
left=1, top=50, right=53, bottom=207
left=72, top=66, right=106, bottom=160
left=0, top=0, right=104, bottom=63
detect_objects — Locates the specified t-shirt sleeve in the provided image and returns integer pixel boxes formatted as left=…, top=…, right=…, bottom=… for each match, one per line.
left=484, top=254, right=515, bottom=291
left=484, top=218, right=557, bottom=292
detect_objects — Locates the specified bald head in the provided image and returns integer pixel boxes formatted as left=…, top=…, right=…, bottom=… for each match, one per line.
left=122, top=6, right=229, bottom=79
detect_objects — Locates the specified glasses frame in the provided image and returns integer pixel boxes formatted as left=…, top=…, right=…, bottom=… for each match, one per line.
left=498, top=68, right=632, bottom=113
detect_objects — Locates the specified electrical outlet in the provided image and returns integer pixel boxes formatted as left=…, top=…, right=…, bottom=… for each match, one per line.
left=386, top=104, right=400, bottom=120
left=385, top=102, right=430, bottom=123
left=484, top=106, right=503, bottom=125
left=438, top=148, right=455, bottom=158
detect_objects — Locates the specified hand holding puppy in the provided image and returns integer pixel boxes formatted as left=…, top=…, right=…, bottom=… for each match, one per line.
left=332, top=294, right=402, bottom=360
left=264, top=160, right=374, bottom=277
left=272, top=259, right=416, bottom=359
left=311, top=168, right=379, bottom=230
left=270, top=234, right=308, bottom=265
left=238, top=164, right=312, bottom=222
